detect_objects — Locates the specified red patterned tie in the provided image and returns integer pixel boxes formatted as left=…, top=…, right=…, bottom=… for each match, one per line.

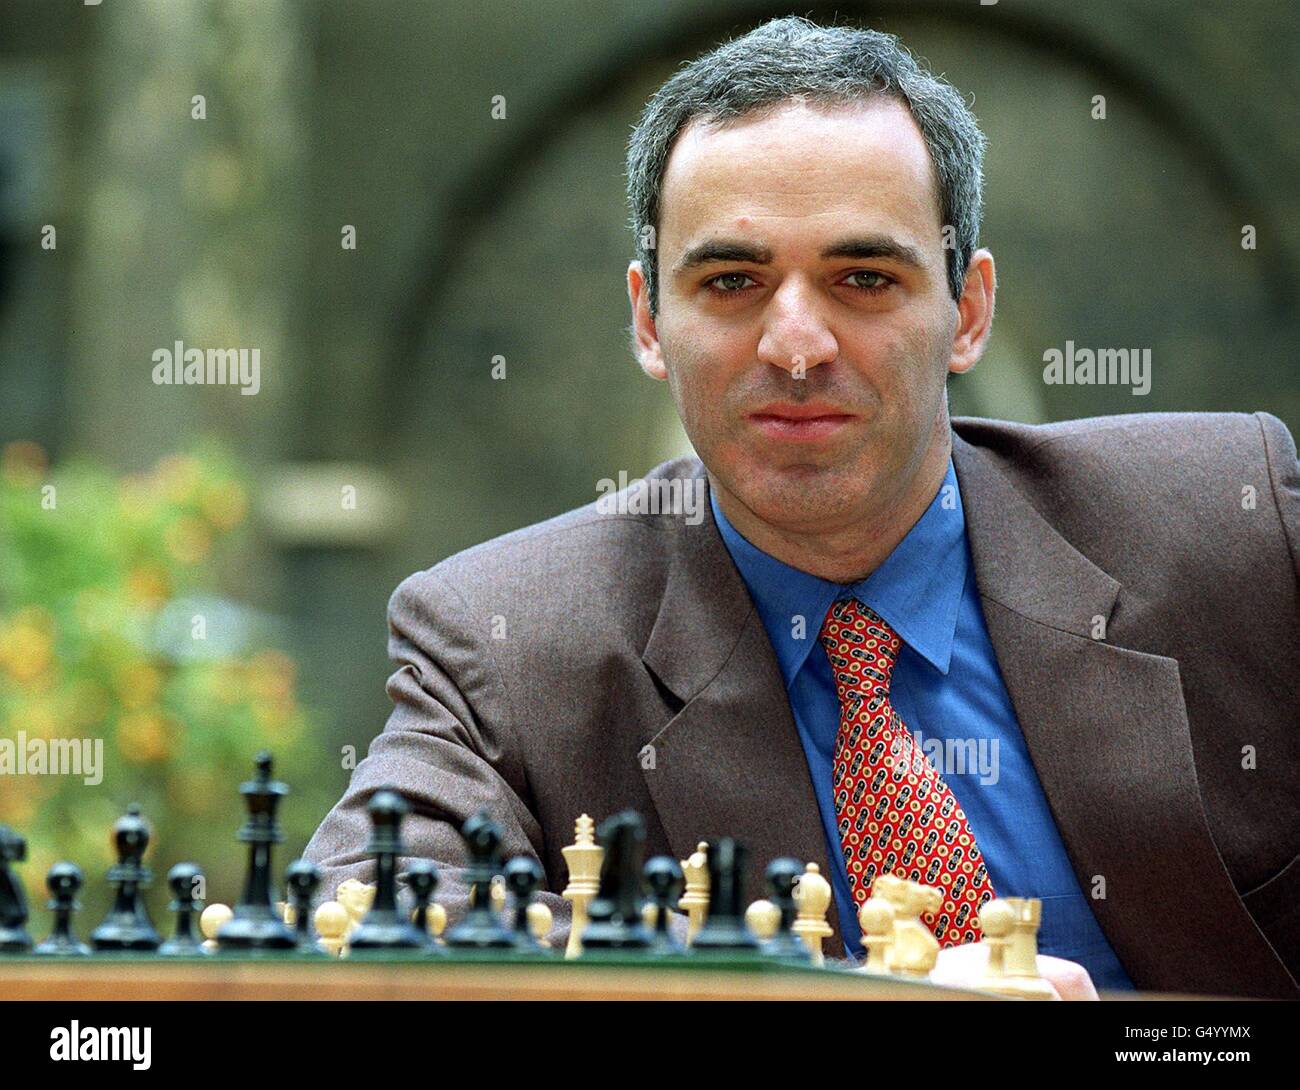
left=819, top=597, right=996, bottom=946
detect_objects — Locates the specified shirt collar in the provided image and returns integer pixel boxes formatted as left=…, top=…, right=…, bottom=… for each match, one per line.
left=710, top=458, right=968, bottom=684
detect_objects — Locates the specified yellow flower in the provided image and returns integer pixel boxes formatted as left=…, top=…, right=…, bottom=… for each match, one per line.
left=117, top=472, right=161, bottom=519
left=0, top=614, right=55, bottom=683
left=155, top=454, right=201, bottom=504
left=253, top=698, right=298, bottom=737
left=115, top=710, right=176, bottom=764
left=6, top=698, right=59, bottom=739
left=112, top=662, right=163, bottom=710
left=163, top=516, right=212, bottom=565
left=0, top=785, right=36, bottom=826
left=199, top=480, right=248, bottom=532
left=247, top=649, right=295, bottom=702
left=126, top=565, right=171, bottom=607
left=207, top=660, right=246, bottom=704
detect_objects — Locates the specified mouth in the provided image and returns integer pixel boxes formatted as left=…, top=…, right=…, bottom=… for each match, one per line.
left=747, top=402, right=857, bottom=442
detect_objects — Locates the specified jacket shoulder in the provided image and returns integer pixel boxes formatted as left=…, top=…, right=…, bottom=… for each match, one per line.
left=952, top=411, right=1292, bottom=505
left=388, top=455, right=707, bottom=634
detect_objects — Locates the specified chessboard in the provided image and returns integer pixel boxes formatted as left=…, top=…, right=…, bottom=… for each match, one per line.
left=0, top=751, right=1077, bottom=1001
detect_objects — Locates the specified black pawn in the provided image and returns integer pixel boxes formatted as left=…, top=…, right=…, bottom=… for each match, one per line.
left=643, top=855, right=685, bottom=955
left=758, top=858, right=812, bottom=962
left=503, top=856, right=548, bottom=954
left=581, top=811, right=654, bottom=952
left=0, top=826, right=33, bottom=953
left=284, top=859, right=327, bottom=957
left=158, top=863, right=207, bottom=957
left=35, top=862, right=90, bottom=957
left=444, top=810, right=514, bottom=950
left=405, top=859, right=444, bottom=954
left=349, top=789, right=426, bottom=952
left=217, top=752, right=295, bottom=952
left=692, top=837, right=760, bottom=952
left=91, top=804, right=161, bottom=952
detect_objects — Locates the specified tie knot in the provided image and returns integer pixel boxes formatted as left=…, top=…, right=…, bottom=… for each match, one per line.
left=818, top=598, right=901, bottom=695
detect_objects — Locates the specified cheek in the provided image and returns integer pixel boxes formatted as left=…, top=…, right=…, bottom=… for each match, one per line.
left=664, top=326, right=744, bottom=420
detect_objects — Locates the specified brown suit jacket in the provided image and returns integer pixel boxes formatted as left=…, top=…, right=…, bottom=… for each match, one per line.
left=304, top=411, right=1300, bottom=997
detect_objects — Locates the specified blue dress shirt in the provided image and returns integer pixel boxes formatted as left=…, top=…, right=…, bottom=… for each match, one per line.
left=710, top=457, right=1135, bottom=991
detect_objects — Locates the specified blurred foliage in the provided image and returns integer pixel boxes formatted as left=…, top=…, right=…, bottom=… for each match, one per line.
left=0, top=439, right=329, bottom=927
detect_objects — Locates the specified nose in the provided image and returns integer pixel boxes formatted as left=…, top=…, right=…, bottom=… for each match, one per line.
left=755, top=275, right=839, bottom=376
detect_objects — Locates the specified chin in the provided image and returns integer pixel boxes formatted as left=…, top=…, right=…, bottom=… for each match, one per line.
left=740, top=470, right=869, bottom=528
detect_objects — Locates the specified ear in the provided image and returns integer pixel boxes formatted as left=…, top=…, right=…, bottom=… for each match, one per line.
left=628, top=260, right=667, bottom=381
left=948, top=248, right=995, bottom=376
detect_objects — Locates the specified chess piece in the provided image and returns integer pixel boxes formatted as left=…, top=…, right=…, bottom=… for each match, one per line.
left=677, top=841, right=710, bottom=945
left=444, top=810, right=514, bottom=949
left=643, top=855, right=685, bottom=955
left=561, top=814, right=603, bottom=958
left=791, top=861, right=833, bottom=967
left=158, top=862, right=208, bottom=957
left=313, top=901, right=350, bottom=957
left=757, top=857, right=811, bottom=962
left=693, top=837, right=760, bottom=952
left=581, top=811, right=654, bottom=952
left=405, top=859, right=444, bottom=954
left=974, top=897, right=1055, bottom=999
left=91, top=804, right=161, bottom=952
left=335, top=879, right=375, bottom=940
left=216, top=752, right=295, bottom=952
left=350, top=789, right=427, bottom=952
left=526, top=901, right=553, bottom=948
left=0, top=826, right=32, bottom=953
left=199, top=903, right=233, bottom=953
left=35, top=862, right=90, bottom=957
left=503, top=856, right=549, bottom=954
left=744, top=900, right=780, bottom=940
left=413, top=890, right=448, bottom=947
left=284, top=859, right=327, bottom=957
left=857, top=891, right=896, bottom=975
left=874, top=874, right=941, bottom=978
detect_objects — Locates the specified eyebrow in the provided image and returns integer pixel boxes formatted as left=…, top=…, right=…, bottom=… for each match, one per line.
left=672, top=234, right=926, bottom=276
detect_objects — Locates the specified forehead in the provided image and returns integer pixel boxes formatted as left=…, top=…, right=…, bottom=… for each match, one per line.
left=659, top=96, right=941, bottom=253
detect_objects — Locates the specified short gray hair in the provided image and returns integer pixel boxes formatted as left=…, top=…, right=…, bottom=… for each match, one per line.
left=625, top=16, right=987, bottom=316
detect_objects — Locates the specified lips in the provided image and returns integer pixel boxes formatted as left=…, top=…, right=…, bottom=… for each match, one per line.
left=748, top=402, right=856, bottom=441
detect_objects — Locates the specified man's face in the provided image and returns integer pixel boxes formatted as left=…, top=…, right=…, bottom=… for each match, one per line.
left=630, top=96, right=983, bottom=535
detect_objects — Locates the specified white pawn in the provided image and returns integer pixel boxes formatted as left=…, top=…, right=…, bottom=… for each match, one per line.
left=314, top=901, right=350, bottom=957
left=527, top=902, right=553, bottom=948
left=199, top=903, right=233, bottom=953
left=745, top=899, right=781, bottom=941
left=857, top=894, right=896, bottom=975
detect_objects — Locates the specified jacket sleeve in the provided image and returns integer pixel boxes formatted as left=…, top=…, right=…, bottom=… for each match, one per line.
left=1256, top=411, right=1300, bottom=584
left=301, top=565, right=577, bottom=945
left=301, top=566, right=692, bottom=949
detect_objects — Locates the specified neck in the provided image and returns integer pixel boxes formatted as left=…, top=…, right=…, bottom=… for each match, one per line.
left=712, top=420, right=952, bottom=584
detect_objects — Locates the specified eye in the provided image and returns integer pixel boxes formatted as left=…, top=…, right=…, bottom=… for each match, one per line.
left=843, top=270, right=894, bottom=294
left=704, top=272, right=757, bottom=295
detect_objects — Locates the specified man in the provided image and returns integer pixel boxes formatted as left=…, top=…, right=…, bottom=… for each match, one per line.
left=304, top=17, right=1299, bottom=999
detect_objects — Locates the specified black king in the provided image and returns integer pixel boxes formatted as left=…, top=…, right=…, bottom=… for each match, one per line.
left=216, top=752, right=295, bottom=952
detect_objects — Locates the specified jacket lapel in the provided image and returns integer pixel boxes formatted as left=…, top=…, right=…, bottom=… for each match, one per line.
left=638, top=460, right=843, bottom=954
left=952, top=431, right=1296, bottom=997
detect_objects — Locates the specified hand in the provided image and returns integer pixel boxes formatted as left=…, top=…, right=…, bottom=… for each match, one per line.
left=930, top=941, right=1100, bottom=1000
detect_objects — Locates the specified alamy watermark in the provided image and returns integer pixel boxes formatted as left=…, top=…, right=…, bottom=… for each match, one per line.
left=1042, top=341, right=1151, bottom=395
left=596, top=472, right=706, bottom=526
left=0, top=732, right=103, bottom=786
left=891, top=728, right=999, bottom=786
left=151, top=341, right=260, bottom=395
